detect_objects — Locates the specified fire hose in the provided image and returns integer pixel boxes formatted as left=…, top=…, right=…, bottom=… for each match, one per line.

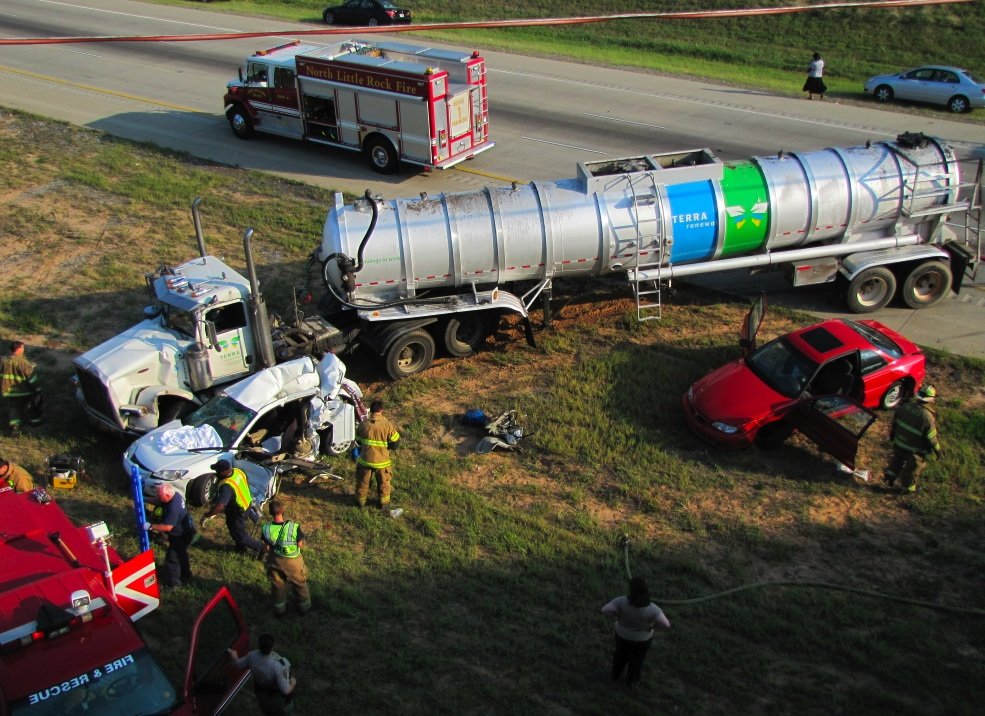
left=618, top=535, right=985, bottom=616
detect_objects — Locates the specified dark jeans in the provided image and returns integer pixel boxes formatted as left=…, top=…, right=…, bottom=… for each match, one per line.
left=227, top=510, right=262, bottom=553
left=612, top=633, right=653, bottom=685
left=164, top=532, right=192, bottom=586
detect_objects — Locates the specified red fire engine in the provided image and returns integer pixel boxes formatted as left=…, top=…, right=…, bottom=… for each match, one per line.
left=0, top=488, right=250, bottom=715
left=223, top=39, right=494, bottom=174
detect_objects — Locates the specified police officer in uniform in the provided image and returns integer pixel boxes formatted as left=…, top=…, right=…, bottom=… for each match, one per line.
left=145, top=483, right=193, bottom=588
left=885, top=384, right=943, bottom=493
left=204, top=459, right=263, bottom=555
left=229, top=633, right=296, bottom=715
left=0, top=341, right=42, bottom=435
left=261, top=500, right=311, bottom=616
left=354, top=399, right=401, bottom=510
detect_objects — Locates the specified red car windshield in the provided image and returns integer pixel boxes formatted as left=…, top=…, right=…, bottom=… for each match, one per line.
left=746, top=337, right=819, bottom=398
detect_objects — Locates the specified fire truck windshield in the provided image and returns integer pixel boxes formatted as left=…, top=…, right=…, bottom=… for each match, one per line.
left=10, top=647, right=179, bottom=716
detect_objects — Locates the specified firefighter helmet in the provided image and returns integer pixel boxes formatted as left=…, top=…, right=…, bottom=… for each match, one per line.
left=916, top=384, right=937, bottom=402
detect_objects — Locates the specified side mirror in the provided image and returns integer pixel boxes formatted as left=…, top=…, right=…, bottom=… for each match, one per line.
left=205, top=321, right=221, bottom=352
left=144, top=305, right=162, bottom=320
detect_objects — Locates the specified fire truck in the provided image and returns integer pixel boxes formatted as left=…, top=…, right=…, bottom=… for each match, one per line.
left=223, top=39, right=494, bottom=174
left=0, top=488, right=250, bottom=715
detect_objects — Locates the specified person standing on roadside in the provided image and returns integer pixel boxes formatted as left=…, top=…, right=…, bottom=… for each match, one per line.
left=204, top=459, right=263, bottom=556
left=261, top=500, right=312, bottom=616
left=601, top=577, right=671, bottom=687
left=229, top=633, right=297, bottom=715
left=145, top=483, right=193, bottom=588
left=803, top=51, right=827, bottom=100
left=884, top=383, right=943, bottom=494
left=0, top=341, right=42, bottom=436
left=354, top=399, right=400, bottom=510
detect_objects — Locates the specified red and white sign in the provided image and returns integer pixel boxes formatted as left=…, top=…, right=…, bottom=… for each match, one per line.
left=112, top=549, right=160, bottom=621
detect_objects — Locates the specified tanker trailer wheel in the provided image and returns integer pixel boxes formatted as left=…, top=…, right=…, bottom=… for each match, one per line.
left=900, top=260, right=951, bottom=309
left=873, top=85, right=894, bottom=103
left=227, top=107, right=254, bottom=139
left=365, top=136, right=399, bottom=174
left=846, top=266, right=896, bottom=313
left=188, top=473, right=217, bottom=508
left=385, top=330, right=436, bottom=379
left=947, top=95, right=970, bottom=113
left=442, top=314, right=489, bottom=357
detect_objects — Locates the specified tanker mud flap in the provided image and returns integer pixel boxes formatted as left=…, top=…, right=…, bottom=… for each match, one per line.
left=943, top=242, right=972, bottom=294
left=523, top=318, right=537, bottom=348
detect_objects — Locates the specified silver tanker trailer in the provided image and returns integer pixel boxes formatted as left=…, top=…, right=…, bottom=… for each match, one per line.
left=316, top=132, right=982, bottom=378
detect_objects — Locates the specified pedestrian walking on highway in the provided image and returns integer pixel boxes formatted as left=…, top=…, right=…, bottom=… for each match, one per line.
left=204, top=459, right=264, bottom=556
left=354, top=399, right=400, bottom=510
left=229, top=633, right=297, bottom=715
left=261, top=500, right=312, bottom=616
left=0, top=341, right=43, bottom=436
left=803, top=52, right=827, bottom=100
left=884, top=383, right=943, bottom=494
left=145, top=483, right=193, bottom=588
left=601, top=577, right=671, bottom=687
left=0, top=458, right=35, bottom=493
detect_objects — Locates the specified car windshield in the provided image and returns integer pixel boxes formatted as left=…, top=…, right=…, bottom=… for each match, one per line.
left=10, top=647, right=179, bottom=716
left=843, top=320, right=902, bottom=359
left=183, top=394, right=256, bottom=446
left=746, top=337, right=819, bottom=398
left=162, top=305, right=196, bottom=338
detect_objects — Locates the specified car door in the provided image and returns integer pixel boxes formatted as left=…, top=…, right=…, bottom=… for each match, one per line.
left=204, top=301, right=252, bottom=384
left=928, top=69, right=960, bottom=105
left=740, top=292, right=767, bottom=357
left=787, top=395, right=876, bottom=470
left=897, top=68, right=936, bottom=102
left=183, top=586, right=250, bottom=715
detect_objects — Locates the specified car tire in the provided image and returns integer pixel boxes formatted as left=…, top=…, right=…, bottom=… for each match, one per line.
left=318, top=425, right=354, bottom=456
left=368, top=18, right=380, bottom=26
left=873, top=85, right=894, bottom=103
left=845, top=266, right=896, bottom=313
left=384, top=329, right=436, bottom=379
left=900, top=261, right=951, bottom=309
left=323, top=11, right=335, bottom=24
left=442, top=314, right=489, bottom=357
left=755, top=420, right=794, bottom=450
left=227, top=106, right=254, bottom=140
left=188, top=473, right=217, bottom=508
left=947, top=95, right=970, bottom=113
left=879, top=380, right=909, bottom=410
left=365, top=136, right=399, bottom=174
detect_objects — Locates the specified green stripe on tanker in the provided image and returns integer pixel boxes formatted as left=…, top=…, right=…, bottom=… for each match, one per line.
left=720, top=161, right=770, bottom=257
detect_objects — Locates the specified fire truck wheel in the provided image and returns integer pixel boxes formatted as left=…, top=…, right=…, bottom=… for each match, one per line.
left=385, top=330, right=435, bottom=379
left=845, top=266, right=896, bottom=313
left=227, top=107, right=255, bottom=139
left=901, top=260, right=951, bottom=308
left=188, top=473, right=217, bottom=507
left=443, top=314, right=489, bottom=357
left=366, top=136, right=399, bottom=174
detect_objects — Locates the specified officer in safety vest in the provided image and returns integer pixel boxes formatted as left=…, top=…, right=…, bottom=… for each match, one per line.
left=261, top=500, right=311, bottom=616
left=884, top=384, right=943, bottom=494
left=354, top=399, right=400, bottom=510
left=205, top=459, right=263, bottom=555
left=0, top=341, right=42, bottom=436
left=0, top=458, right=35, bottom=493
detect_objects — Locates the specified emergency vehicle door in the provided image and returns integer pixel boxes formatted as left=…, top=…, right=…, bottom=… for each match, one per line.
left=183, top=586, right=250, bottom=714
left=787, top=394, right=876, bottom=470
left=204, top=302, right=251, bottom=383
left=740, top=292, right=767, bottom=356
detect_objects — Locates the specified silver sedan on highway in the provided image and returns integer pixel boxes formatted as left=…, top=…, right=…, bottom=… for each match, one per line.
left=864, top=65, right=985, bottom=113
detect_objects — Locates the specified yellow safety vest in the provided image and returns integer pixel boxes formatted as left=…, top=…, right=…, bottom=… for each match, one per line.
left=220, top=468, right=252, bottom=510
left=262, top=521, right=301, bottom=558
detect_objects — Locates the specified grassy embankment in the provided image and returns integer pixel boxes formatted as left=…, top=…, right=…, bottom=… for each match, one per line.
left=1, top=109, right=984, bottom=714
left=151, top=0, right=985, bottom=115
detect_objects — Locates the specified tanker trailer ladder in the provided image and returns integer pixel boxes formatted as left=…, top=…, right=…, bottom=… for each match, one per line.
left=622, top=172, right=665, bottom=322
left=946, top=156, right=985, bottom=280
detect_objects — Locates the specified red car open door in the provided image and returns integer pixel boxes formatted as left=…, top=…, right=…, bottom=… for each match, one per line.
left=788, top=395, right=877, bottom=470
left=182, top=586, right=251, bottom=715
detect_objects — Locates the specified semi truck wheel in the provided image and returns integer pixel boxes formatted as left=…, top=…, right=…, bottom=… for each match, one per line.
left=158, top=399, right=194, bottom=425
left=385, top=330, right=435, bottom=379
left=227, top=107, right=254, bottom=139
left=366, top=136, right=398, bottom=174
left=443, top=314, right=489, bottom=357
left=846, top=266, right=896, bottom=313
left=188, top=473, right=217, bottom=507
left=901, top=261, right=951, bottom=308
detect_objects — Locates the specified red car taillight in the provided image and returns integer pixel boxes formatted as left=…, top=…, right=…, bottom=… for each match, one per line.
left=386, top=10, right=395, bottom=18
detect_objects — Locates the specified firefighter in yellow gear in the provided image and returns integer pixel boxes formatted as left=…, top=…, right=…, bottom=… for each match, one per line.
left=1, top=341, right=42, bottom=435
left=261, top=500, right=311, bottom=616
left=884, top=384, right=943, bottom=494
left=0, top=459, right=35, bottom=493
left=354, top=399, right=400, bottom=509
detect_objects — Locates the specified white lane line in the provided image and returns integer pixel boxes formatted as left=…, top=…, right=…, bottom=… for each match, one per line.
left=59, top=47, right=103, bottom=57
left=521, top=137, right=607, bottom=154
left=583, top=112, right=666, bottom=130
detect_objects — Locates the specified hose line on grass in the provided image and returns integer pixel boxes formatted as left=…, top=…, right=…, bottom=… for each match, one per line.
left=618, top=536, right=985, bottom=616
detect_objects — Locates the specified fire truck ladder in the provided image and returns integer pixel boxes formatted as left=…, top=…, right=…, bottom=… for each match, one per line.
left=622, top=172, right=665, bottom=322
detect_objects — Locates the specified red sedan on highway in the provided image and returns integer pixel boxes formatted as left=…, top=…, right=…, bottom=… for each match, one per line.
left=683, top=295, right=925, bottom=466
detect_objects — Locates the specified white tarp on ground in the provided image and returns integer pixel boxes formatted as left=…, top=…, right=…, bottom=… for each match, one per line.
left=223, top=357, right=320, bottom=411
left=152, top=424, right=223, bottom=453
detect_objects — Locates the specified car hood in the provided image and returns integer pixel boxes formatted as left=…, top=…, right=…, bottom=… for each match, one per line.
left=688, top=359, right=794, bottom=429
left=128, top=421, right=226, bottom=476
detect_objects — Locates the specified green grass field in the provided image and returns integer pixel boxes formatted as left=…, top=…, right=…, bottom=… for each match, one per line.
left=1, top=107, right=984, bottom=714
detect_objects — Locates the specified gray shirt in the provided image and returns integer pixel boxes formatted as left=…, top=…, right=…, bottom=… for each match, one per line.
left=234, top=650, right=293, bottom=694
left=602, top=596, right=665, bottom=641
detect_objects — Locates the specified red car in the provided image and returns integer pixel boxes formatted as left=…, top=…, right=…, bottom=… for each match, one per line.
left=683, top=295, right=926, bottom=468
